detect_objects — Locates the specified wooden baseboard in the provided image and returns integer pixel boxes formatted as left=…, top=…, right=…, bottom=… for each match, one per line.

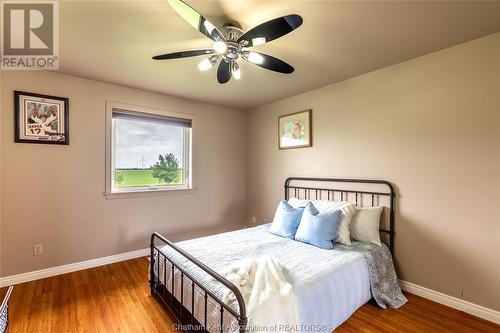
left=0, top=248, right=149, bottom=287
left=399, top=280, right=500, bottom=325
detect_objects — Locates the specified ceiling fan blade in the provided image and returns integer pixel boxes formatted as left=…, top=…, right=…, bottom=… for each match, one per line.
left=152, top=49, right=213, bottom=60
left=243, top=52, right=294, bottom=74
left=168, top=0, right=225, bottom=42
left=217, top=60, right=231, bottom=84
left=238, top=14, right=303, bottom=47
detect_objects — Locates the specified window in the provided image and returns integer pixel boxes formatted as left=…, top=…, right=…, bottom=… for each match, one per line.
left=105, top=103, right=192, bottom=197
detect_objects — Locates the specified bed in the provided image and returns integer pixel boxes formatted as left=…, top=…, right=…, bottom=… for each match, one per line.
left=149, top=177, right=404, bottom=333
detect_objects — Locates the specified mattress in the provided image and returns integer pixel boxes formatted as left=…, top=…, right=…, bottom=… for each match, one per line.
left=154, top=224, right=371, bottom=332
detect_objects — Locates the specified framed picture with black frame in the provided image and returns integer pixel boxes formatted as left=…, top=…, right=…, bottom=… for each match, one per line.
left=14, top=91, right=69, bottom=145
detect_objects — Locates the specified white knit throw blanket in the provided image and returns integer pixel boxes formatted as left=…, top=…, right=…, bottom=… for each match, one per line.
left=221, top=256, right=299, bottom=332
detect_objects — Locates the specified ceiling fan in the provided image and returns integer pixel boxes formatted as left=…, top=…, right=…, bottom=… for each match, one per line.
left=153, top=0, right=303, bottom=84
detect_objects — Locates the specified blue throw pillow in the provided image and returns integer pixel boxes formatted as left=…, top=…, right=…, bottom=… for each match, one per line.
left=269, top=200, right=304, bottom=239
left=295, top=202, right=342, bottom=249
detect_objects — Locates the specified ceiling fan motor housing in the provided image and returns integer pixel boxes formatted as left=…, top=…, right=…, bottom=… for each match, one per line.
left=220, top=23, right=244, bottom=62
left=222, top=22, right=243, bottom=40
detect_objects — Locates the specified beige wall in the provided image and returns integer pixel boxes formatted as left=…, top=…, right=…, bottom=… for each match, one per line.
left=1, top=32, right=499, bottom=314
left=247, top=33, right=500, bottom=311
left=0, top=70, right=3, bottom=278
left=0, top=71, right=247, bottom=277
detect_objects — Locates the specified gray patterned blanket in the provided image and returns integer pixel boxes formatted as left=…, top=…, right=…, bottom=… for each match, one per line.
left=335, top=241, right=408, bottom=308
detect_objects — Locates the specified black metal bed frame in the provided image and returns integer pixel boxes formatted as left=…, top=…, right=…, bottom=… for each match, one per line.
left=150, top=177, right=396, bottom=333
left=149, top=232, right=247, bottom=333
left=284, top=177, right=395, bottom=253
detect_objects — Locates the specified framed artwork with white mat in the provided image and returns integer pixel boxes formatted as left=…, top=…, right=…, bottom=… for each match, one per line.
left=278, top=109, right=312, bottom=150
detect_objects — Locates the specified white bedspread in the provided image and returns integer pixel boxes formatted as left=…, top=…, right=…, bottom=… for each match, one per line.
left=156, top=224, right=371, bottom=332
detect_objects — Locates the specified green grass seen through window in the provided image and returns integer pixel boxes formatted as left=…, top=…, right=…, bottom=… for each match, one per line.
left=115, top=169, right=182, bottom=187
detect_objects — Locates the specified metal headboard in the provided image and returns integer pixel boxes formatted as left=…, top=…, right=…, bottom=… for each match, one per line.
left=285, top=177, right=395, bottom=254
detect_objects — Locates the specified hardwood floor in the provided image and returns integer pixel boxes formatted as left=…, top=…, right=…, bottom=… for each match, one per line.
left=2, top=257, right=499, bottom=332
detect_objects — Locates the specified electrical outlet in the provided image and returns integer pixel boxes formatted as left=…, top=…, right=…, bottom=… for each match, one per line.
left=251, top=216, right=257, bottom=224
left=33, top=243, right=43, bottom=256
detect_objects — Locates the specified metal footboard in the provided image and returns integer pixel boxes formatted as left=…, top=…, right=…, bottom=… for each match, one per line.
left=150, top=232, right=247, bottom=333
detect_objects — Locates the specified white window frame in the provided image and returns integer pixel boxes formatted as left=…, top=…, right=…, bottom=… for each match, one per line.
left=105, top=101, right=193, bottom=199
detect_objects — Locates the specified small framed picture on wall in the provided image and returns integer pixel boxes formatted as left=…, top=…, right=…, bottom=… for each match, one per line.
left=14, top=91, right=69, bottom=145
left=278, top=109, right=312, bottom=150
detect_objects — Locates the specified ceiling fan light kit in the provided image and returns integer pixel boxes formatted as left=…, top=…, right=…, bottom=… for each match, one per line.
left=198, top=55, right=219, bottom=71
left=231, top=61, right=241, bottom=80
left=153, top=0, right=303, bottom=84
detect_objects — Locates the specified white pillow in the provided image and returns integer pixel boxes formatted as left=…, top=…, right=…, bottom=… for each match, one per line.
left=287, top=197, right=355, bottom=246
left=349, top=206, right=384, bottom=246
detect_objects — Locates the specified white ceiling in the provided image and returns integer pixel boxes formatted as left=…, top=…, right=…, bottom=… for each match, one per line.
left=58, top=0, right=500, bottom=110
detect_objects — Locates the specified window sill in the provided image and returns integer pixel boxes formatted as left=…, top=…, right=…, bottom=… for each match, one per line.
left=104, top=187, right=195, bottom=200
